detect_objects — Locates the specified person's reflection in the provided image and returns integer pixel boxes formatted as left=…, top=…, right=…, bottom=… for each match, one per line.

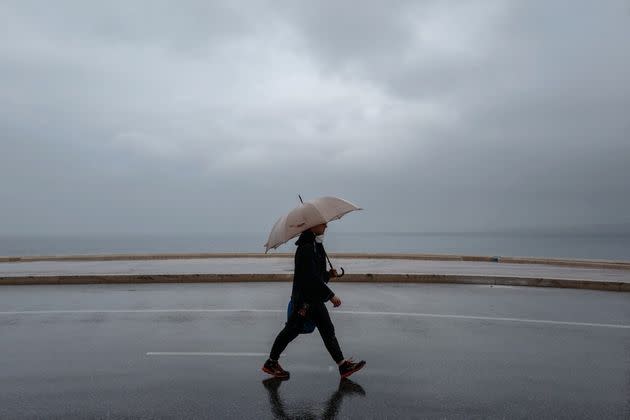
left=262, top=377, right=366, bottom=419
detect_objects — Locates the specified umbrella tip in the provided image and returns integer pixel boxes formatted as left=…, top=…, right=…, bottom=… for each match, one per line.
left=298, top=194, right=304, bottom=204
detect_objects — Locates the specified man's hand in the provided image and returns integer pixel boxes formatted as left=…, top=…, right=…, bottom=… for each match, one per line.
left=328, top=269, right=338, bottom=278
left=330, top=295, right=342, bottom=307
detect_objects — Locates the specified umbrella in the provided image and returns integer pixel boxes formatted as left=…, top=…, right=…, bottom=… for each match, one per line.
left=264, top=196, right=362, bottom=253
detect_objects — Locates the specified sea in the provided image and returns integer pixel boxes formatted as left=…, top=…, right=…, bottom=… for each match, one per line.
left=1, top=230, right=629, bottom=261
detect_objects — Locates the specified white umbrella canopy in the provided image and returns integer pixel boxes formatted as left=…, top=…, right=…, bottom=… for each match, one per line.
left=264, top=196, right=362, bottom=252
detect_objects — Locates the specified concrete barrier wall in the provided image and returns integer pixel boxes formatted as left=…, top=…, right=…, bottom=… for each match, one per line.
left=2, top=273, right=628, bottom=292
left=1, top=253, right=629, bottom=270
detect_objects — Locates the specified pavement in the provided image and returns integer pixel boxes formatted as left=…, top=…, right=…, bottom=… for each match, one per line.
left=1, top=257, right=630, bottom=280
left=2, top=257, right=629, bottom=291
left=1, top=282, right=629, bottom=419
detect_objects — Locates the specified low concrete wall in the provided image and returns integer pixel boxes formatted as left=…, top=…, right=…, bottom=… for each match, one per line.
left=2, top=273, right=628, bottom=292
left=1, top=253, right=629, bottom=270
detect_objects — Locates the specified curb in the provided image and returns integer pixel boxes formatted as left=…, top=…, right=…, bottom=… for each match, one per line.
left=1, top=273, right=628, bottom=292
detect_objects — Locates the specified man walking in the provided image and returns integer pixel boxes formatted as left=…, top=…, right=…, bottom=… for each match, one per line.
left=262, top=223, right=366, bottom=379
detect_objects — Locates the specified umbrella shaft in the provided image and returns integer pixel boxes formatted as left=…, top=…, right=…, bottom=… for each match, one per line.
left=325, top=253, right=334, bottom=270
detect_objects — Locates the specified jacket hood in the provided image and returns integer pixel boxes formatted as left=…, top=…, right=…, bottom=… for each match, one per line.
left=295, top=230, right=316, bottom=246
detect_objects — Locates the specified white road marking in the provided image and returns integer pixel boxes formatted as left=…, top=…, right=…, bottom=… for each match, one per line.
left=0, top=308, right=628, bottom=329
left=336, top=310, right=630, bottom=329
left=146, top=352, right=267, bottom=357
left=0, top=309, right=281, bottom=315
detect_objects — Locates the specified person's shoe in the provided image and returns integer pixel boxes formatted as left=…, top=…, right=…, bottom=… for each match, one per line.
left=262, top=359, right=290, bottom=379
left=338, top=358, right=366, bottom=378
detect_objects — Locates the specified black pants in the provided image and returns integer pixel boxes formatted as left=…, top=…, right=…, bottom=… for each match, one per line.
left=269, top=301, right=344, bottom=363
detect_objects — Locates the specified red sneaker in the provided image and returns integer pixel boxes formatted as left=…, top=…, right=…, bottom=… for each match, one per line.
left=339, top=358, right=366, bottom=378
left=262, top=359, right=290, bottom=379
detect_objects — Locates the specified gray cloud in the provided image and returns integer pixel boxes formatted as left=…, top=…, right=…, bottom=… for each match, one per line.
left=1, top=0, right=629, bottom=236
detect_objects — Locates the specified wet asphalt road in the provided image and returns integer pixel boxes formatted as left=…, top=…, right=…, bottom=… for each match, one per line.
left=0, top=283, right=629, bottom=419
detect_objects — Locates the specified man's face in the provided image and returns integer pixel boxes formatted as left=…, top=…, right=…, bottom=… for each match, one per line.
left=310, top=223, right=327, bottom=235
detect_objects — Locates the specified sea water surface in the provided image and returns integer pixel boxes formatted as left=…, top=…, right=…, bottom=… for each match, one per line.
left=1, top=231, right=629, bottom=261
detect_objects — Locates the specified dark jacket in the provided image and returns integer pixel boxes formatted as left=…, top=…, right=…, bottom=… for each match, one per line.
left=291, top=231, right=334, bottom=305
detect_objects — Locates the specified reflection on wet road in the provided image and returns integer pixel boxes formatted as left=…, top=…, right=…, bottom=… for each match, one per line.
left=263, top=378, right=366, bottom=419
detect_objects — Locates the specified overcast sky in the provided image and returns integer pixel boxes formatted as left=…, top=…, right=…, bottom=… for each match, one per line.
left=1, top=0, right=629, bottom=235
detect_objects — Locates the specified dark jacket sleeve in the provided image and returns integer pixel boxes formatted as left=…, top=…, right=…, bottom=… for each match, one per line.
left=296, top=243, right=334, bottom=302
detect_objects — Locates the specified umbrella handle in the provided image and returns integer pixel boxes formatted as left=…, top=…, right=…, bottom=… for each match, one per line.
left=325, top=252, right=344, bottom=278
left=327, top=266, right=344, bottom=278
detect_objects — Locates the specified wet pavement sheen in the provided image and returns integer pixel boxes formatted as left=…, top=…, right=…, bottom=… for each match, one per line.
left=0, top=283, right=629, bottom=419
